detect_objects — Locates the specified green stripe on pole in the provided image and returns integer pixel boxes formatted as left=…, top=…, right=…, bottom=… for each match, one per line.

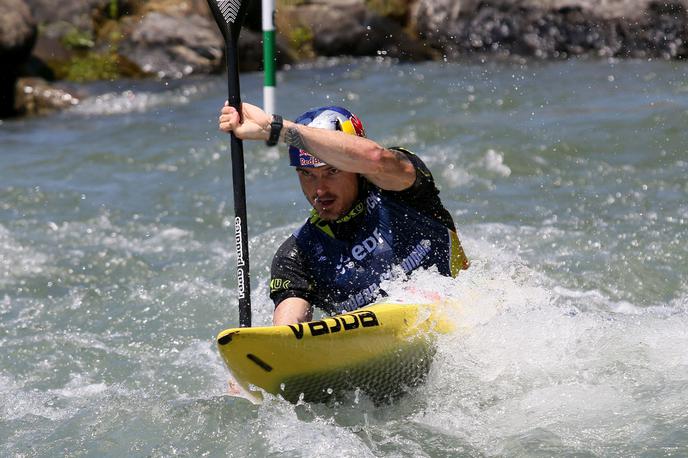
left=263, top=30, right=276, bottom=87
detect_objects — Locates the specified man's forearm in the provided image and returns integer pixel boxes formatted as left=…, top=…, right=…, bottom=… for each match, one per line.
left=273, top=296, right=312, bottom=325
left=280, top=120, right=387, bottom=173
left=276, top=116, right=416, bottom=191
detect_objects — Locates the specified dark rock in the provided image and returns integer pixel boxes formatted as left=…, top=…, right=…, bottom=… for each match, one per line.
left=24, top=0, right=112, bottom=35
left=236, top=28, right=296, bottom=72
left=118, top=12, right=224, bottom=78
left=0, top=0, right=37, bottom=117
left=236, top=29, right=263, bottom=72
left=14, top=77, right=79, bottom=116
left=117, top=7, right=291, bottom=79
left=0, top=0, right=36, bottom=62
left=363, top=14, right=434, bottom=61
left=623, top=1, right=688, bottom=58
left=31, top=34, right=74, bottom=70
left=23, top=0, right=117, bottom=83
left=22, top=55, right=57, bottom=81
left=281, top=0, right=432, bottom=61
left=413, top=0, right=688, bottom=60
left=242, top=0, right=263, bottom=32
left=307, top=2, right=368, bottom=55
left=411, top=0, right=463, bottom=50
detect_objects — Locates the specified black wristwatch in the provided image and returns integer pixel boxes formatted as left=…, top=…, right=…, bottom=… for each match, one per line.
left=266, top=114, right=283, bottom=146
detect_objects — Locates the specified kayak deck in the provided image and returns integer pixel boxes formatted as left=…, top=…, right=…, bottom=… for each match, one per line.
left=216, top=302, right=452, bottom=403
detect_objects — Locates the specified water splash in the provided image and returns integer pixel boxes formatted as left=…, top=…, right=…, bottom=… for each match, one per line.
left=70, top=82, right=214, bottom=116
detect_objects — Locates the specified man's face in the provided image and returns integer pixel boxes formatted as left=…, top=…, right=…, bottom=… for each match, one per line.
left=296, top=165, right=359, bottom=221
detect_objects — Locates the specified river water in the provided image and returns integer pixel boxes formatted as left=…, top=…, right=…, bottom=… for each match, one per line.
left=1, top=58, right=687, bottom=456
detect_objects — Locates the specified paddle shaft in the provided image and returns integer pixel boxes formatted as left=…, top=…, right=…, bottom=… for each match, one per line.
left=205, top=0, right=253, bottom=327
left=226, top=40, right=252, bottom=328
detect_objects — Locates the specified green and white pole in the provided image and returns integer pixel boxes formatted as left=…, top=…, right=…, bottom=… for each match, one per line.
left=262, top=0, right=276, bottom=115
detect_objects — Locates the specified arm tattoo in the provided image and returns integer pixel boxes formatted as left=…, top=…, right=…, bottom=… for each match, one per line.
left=390, top=147, right=414, bottom=167
left=284, top=126, right=308, bottom=151
left=390, top=148, right=407, bottom=161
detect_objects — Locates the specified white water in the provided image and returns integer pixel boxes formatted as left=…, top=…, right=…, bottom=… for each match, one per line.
left=2, top=58, right=687, bottom=456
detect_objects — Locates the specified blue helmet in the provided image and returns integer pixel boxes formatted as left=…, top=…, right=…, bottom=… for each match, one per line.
left=288, top=106, right=366, bottom=167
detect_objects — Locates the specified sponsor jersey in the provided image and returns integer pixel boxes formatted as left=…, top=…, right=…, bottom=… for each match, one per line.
left=270, top=148, right=469, bottom=314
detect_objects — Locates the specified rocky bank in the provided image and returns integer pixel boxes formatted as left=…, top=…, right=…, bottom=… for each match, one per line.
left=415, top=0, right=688, bottom=59
left=2, top=0, right=687, bottom=117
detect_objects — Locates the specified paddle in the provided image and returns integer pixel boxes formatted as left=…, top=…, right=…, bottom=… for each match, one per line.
left=206, top=0, right=253, bottom=327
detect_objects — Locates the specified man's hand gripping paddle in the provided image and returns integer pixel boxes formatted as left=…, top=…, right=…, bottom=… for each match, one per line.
left=206, top=0, right=253, bottom=327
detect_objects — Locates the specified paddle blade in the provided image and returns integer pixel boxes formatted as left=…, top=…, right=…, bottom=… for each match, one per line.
left=206, top=0, right=251, bottom=41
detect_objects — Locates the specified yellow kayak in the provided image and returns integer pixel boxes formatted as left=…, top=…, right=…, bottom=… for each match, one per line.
left=216, top=301, right=453, bottom=403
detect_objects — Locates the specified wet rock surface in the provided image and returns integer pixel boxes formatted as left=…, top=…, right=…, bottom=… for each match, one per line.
left=14, top=77, right=80, bottom=116
left=4, top=0, right=688, bottom=118
left=0, top=0, right=37, bottom=117
left=280, top=0, right=432, bottom=61
left=118, top=12, right=224, bottom=79
left=414, top=0, right=688, bottom=59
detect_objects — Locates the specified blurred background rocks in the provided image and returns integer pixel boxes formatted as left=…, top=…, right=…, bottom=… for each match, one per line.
left=2, top=0, right=687, bottom=117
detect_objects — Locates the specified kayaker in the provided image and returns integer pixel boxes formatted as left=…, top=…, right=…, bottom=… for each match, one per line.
left=219, top=102, right=469, bottom=325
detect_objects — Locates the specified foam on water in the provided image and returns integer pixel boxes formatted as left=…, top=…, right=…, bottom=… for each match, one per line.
left=0, top=224, right=50, bottom=287
left=171, top=340, right=233, bottom=399
left=480, top=149, right=512, bottom=177
left=3, top=219, right=686, bottom=456
left=70, top=82, right=214, bottom=116
left=260, top=402, right=376, bottom=457
left=389, top=235, right=688, bottom=455
left=23, top=154, right=677, bottom=455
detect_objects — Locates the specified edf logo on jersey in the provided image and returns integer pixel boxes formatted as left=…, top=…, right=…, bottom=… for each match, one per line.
left=336, top=228, right=390, bottom=272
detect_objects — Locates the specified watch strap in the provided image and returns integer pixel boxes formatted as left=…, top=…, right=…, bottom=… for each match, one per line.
left=266, top=114, right=283, bottom=146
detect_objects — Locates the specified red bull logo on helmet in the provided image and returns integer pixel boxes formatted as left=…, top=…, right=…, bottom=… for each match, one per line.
left=289, top=106, right=366, bottom=167
left=296, top=149, right=325, bottom=167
